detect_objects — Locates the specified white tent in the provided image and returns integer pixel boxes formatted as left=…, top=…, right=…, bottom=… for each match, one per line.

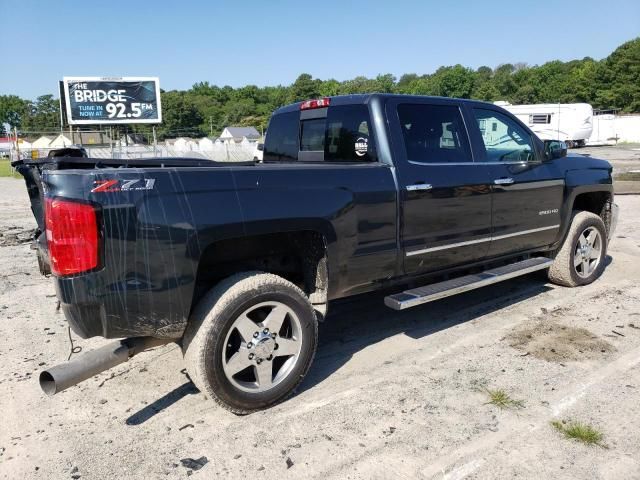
left=31, top=136, right=52, bottom=148
left=49, top=134, right=74, bottom=148
left=198, top=137, right=217, bottom=151
left=14, top=138, right=32, bottom=149
left=173, top=137, right=198, bottom=151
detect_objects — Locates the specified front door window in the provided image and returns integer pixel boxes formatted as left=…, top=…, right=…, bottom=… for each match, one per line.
left=473, top=109, right=536, bottom=163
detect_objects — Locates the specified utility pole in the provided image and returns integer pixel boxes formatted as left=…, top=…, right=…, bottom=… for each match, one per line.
left=14, top=126, right=20, bottom=160
left=58, top=98, right=64, bottom=135
left=152, top=126, right=158, bottom=157
left=109, top=126, right=114, bottom=159
left=210, top=117, right=213, bottom=137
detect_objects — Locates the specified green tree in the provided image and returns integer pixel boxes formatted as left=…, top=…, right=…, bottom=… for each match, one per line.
left=0, top=95, right=28, bottom=133
left=288, top=74, right=321, bottom=102
left=3, top=36, right=640, bottom=139
left=319, top=79, right=341, bottom=97
left=572, top=59, right=602, bottom=105
left=19, top=95, right=61, bottom=133
left=431, top=65, right=475, bottom=98
left=157, top=91, right=203, bottom=138
left=597, top=38, right=640, bottom=112
left=372, top=74, right=396, bottom=93
left=396, top=73, right=419, bottom=93
left=493, top=64, right=517, bottom=99
left=473, top=82, right=500, bottom=101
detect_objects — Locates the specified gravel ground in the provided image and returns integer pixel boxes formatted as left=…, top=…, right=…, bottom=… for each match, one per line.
left=1, top=176, right=639, bottom=480
left=572, top=145, right=640, bottom=194
left=578, top=144, right=640, bottom=175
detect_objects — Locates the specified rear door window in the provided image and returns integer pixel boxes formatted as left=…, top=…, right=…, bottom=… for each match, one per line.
left=397, top=104, right=472, bottom=163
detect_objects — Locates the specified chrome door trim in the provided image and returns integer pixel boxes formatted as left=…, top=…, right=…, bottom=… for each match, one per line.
left=406, top=236, right=491, bottom=255
left=406, top=224, right=560, bottom=257
left=491, top=224, right=560, bottom=241
left=493, top=179, right=565, bottom=190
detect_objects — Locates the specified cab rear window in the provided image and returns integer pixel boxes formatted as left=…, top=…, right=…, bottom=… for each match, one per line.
left=263, top=111, right=299, bottom=162
left=323, top=105, right=376, bottom=163
left=300, top=118, right=325, bottom=151
left=265, top=105, right=377, bottom=163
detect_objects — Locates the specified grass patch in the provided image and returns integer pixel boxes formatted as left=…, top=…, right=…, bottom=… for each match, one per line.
left=551, top=420, right=606, bottom=447
left=484, top=389, right=525, bottom=410
left=0, top=159, right=21, bottom=178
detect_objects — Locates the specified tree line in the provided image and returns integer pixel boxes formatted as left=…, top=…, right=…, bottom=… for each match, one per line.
left=1, top=37, right=638, bottom=139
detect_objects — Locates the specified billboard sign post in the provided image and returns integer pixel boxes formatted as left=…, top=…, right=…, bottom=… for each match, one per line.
left=62, top=77, right=162, bottom=125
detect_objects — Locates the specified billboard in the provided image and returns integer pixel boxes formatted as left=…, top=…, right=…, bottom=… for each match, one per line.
left=62, top=77, right=162, bottom=125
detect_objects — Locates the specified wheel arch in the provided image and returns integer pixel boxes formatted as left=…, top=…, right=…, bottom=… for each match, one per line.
left=554, top=182, right=613, bottom=250
left=192, top=229, right=330, bottom=320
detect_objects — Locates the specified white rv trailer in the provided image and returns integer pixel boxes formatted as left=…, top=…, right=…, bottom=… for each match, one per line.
left=494, top=101, right=593, bottom=147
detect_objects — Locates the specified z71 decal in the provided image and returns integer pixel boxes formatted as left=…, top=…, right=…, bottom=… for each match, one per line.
left=91, top=179, right=156, bottom=193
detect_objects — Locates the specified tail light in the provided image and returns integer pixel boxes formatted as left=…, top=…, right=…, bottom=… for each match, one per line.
left=300, top=97, right=330, bottom=110
left=45, top=198, right=100, bottom=276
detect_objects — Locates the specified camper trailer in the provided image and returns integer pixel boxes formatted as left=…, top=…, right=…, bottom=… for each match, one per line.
left=494, top=102, right=593, bottom=147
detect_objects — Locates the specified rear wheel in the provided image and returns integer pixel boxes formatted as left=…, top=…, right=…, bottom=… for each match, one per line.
left=548, top=211, right=607, bottom=287
left=182, top=271, right=318, bottom=414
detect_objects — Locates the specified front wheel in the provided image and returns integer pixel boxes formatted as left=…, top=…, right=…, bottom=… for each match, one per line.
left=182, top=271, right=318, bottom=414
left=548, top=211, right=607, bottom=287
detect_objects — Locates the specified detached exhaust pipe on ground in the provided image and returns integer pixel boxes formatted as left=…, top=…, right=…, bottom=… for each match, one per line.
left=39, top=337, right=172, bottom=396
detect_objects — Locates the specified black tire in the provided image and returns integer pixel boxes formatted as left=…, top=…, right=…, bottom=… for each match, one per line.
left=548, top=211, right=607, bottom=287
left=182, top=271, right=318, bottom=414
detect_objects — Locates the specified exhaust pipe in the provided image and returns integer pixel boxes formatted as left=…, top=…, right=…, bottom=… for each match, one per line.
left=39, top=336, right=172, bottom=396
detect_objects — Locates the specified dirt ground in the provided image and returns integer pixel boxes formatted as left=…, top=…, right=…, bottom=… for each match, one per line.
left=1, top=175, right=639, bottom=480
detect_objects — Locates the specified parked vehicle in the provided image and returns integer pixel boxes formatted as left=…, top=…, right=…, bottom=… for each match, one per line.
left=495, top=101, right=593, bottom=147
left=14, top=94, right=618, bottom=413
left=253, top=142, right=264, bottom=161
left=47, top=145, right=88, bottom=158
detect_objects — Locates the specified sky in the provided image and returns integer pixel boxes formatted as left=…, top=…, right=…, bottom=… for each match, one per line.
left=1, top=0, right=639, bottom=100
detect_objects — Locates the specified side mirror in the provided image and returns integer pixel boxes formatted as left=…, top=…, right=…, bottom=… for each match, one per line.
left=257, top=143, right=264, bottom=151
left=544, top=140, right=567, bottom=161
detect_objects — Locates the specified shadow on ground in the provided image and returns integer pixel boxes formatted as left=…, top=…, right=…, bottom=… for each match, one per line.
left=299, top=272, right=553, bottom=394
left=126, top=381, right=198, bottom=425
left=126, top=271, right=560, bottom=423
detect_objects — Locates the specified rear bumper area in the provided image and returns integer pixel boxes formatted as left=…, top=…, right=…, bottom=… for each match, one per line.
left=55, top=272, right=189, bottom=340
left=60, top=302, right=107, bottom=339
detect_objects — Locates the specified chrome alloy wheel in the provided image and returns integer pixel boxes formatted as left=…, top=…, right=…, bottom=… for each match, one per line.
left=222, top=301, right=302, bottom=393
left=574, top=226, right=602, bottom=278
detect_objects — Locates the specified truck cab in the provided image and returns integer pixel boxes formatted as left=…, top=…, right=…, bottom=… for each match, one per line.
left=264, top=95, right=610, bottom=290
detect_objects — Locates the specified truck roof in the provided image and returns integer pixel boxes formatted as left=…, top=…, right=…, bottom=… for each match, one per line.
left=273, top=94, right=495, bottom=115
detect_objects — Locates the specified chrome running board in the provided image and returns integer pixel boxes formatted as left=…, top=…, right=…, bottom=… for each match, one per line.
left=384, top=257, right=553, bottom=311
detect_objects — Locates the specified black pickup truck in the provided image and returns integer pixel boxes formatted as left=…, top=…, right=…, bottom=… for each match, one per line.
left=14, top=94, right=618, bottom=413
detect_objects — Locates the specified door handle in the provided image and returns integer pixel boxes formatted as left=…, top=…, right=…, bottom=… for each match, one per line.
left=406, top=183, right=433, bottom=192
left=494, top=178, right=515, bottom=185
